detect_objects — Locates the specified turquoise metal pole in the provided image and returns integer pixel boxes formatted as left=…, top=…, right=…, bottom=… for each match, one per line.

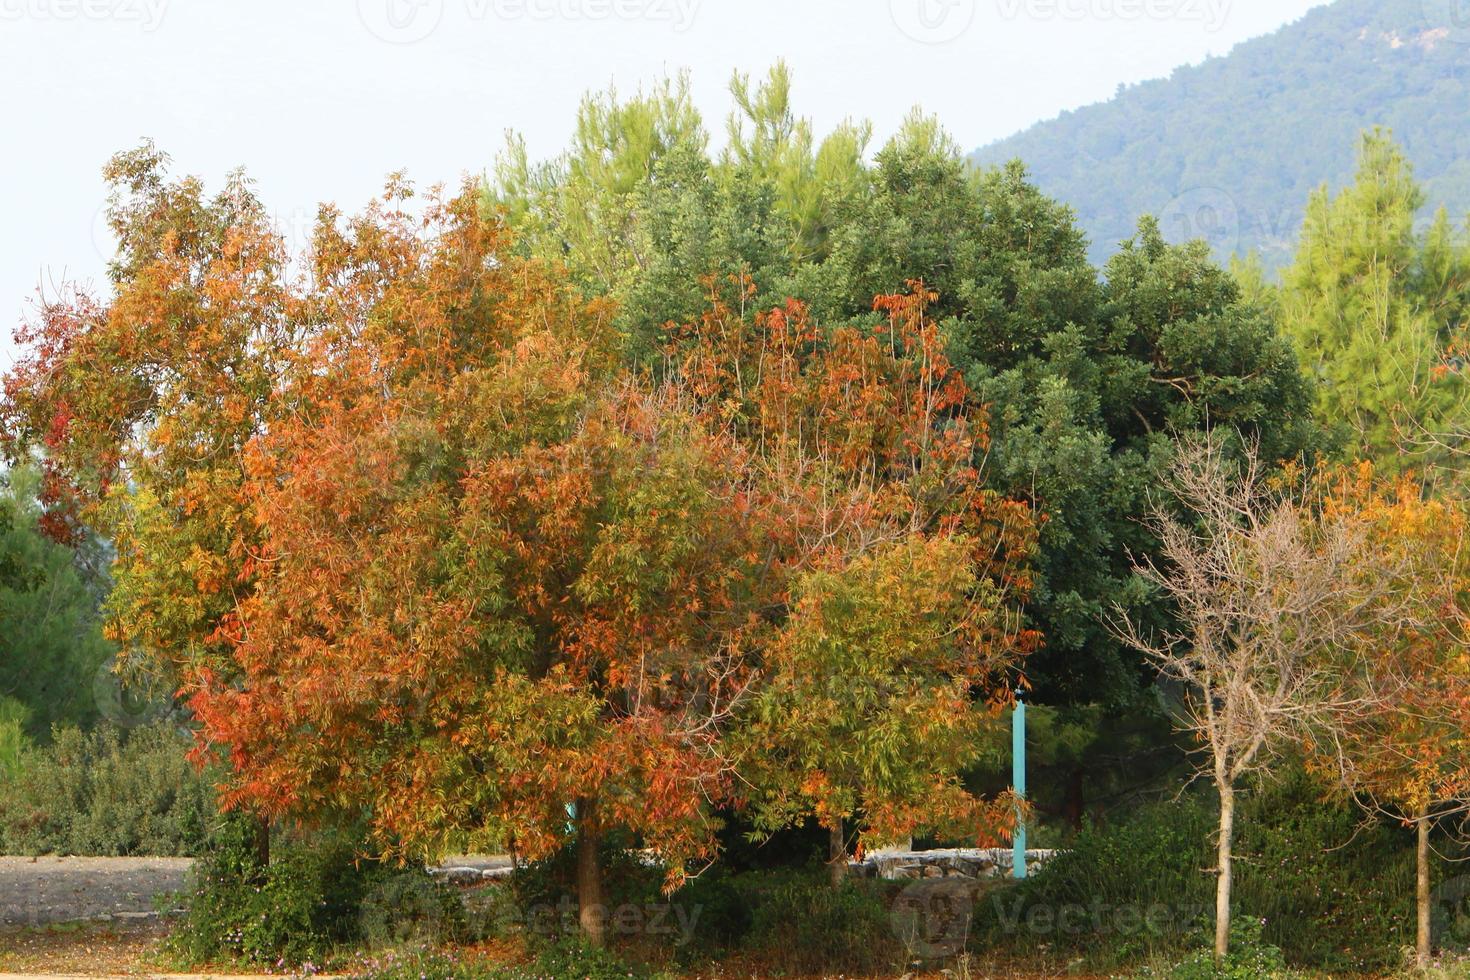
left=1013, top=696, right=1026, bottom=879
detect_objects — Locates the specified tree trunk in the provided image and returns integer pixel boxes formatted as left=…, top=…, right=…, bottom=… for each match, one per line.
left=1214, top=782, right=1235, bottom=963
left=827, top=819, right=847, bottom=889
left=250, top=813, right=270, bottom=883
left=575, top=796, right=606, bottom=948
left=1417, top=809, right=1432, bottom=969
left=1064, top=766, right=1085, bottom=832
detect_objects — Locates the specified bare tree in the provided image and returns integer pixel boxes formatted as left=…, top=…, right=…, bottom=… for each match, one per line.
left=1114, top=435, right=1421, bottom=962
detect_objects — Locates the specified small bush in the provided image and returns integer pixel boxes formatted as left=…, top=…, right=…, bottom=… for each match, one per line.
left=1132, top=917, right=1293, bottom=979
left=0, top=721, right=212, bottom=856
left=738, top=868, right=900, bottom=975
left=168, top=817, right=462, bottom=968
left=971, top=790, right=1215, bottom=964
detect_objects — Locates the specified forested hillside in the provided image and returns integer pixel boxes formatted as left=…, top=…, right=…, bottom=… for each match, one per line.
left=973, top=0, right=1470, bottom=268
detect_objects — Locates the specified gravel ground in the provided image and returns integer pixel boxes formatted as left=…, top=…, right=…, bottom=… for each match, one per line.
left=0, top=857, right=192, bottom=928
left=0, top=855, right=515, bottom=930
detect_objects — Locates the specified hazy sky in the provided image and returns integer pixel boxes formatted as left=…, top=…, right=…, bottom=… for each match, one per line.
left=1, top=0, right=1331, bottom=366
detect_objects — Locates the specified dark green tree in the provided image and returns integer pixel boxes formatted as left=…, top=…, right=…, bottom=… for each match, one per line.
left=0, top=465, right=115, bottom=739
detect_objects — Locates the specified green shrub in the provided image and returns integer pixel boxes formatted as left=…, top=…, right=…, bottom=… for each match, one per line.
left=0, top=698, right=27, bottom=781
left=168, top=815, right=353, bottom=968
left=505, top=858, right=897, bottom=972
left=1132, top=917, right=1293, bottom=979
left=971, top=790, right=1216, bottom=964
left=168, top=817, right=462, bottom=968
left=0, top=721, right=212, bottom=856
left=738, top=868, right=900, bottom=975
left=510, top=834, right=663, bottom=922
left=668, top=869, right=750, bottom=953
left=972, top=768, right=1458, bottom=972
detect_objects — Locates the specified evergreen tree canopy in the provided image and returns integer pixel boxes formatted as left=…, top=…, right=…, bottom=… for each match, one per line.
left=0, top=465, right=114, bottom=739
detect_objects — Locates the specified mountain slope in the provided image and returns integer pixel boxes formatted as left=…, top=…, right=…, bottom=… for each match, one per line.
left=972, top=0, right=1470, bottom=268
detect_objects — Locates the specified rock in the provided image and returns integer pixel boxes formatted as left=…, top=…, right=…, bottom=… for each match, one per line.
left=439, top=867, right=484, bottom=886
left=874, top=857, right=908, bottom=878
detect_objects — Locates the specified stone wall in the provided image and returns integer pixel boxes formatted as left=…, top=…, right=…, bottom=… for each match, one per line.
left=850, top=847, right=1057, bottom=881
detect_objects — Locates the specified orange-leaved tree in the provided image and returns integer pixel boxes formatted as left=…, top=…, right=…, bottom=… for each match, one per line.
left=1, top=144, right=295, bottom=863
left=4, top=149, right=1040, bottom=945
left=186, top=175, right=772, bottom=945
left=1315, top=465, right=1470, bottom=968
left=675, top=282, right=1039, bottom=886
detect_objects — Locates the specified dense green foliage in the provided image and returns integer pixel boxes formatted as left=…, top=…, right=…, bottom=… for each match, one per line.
left=0, top=721, right=212, bottom=856
left=508, top=836, right=900, bottom=972
left=0, top=466, right=114, bottom=739
left=169, top=818, right=464, bottom=969
left=974, top=0, right=1470, bottom=269
left=0, top=698, right=24, bottom=780
left=489, top=69, right=1319, bottom=709
left=973, top=769, right=1468, bottom=972
left=737, top=871, right=898, bottom=974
